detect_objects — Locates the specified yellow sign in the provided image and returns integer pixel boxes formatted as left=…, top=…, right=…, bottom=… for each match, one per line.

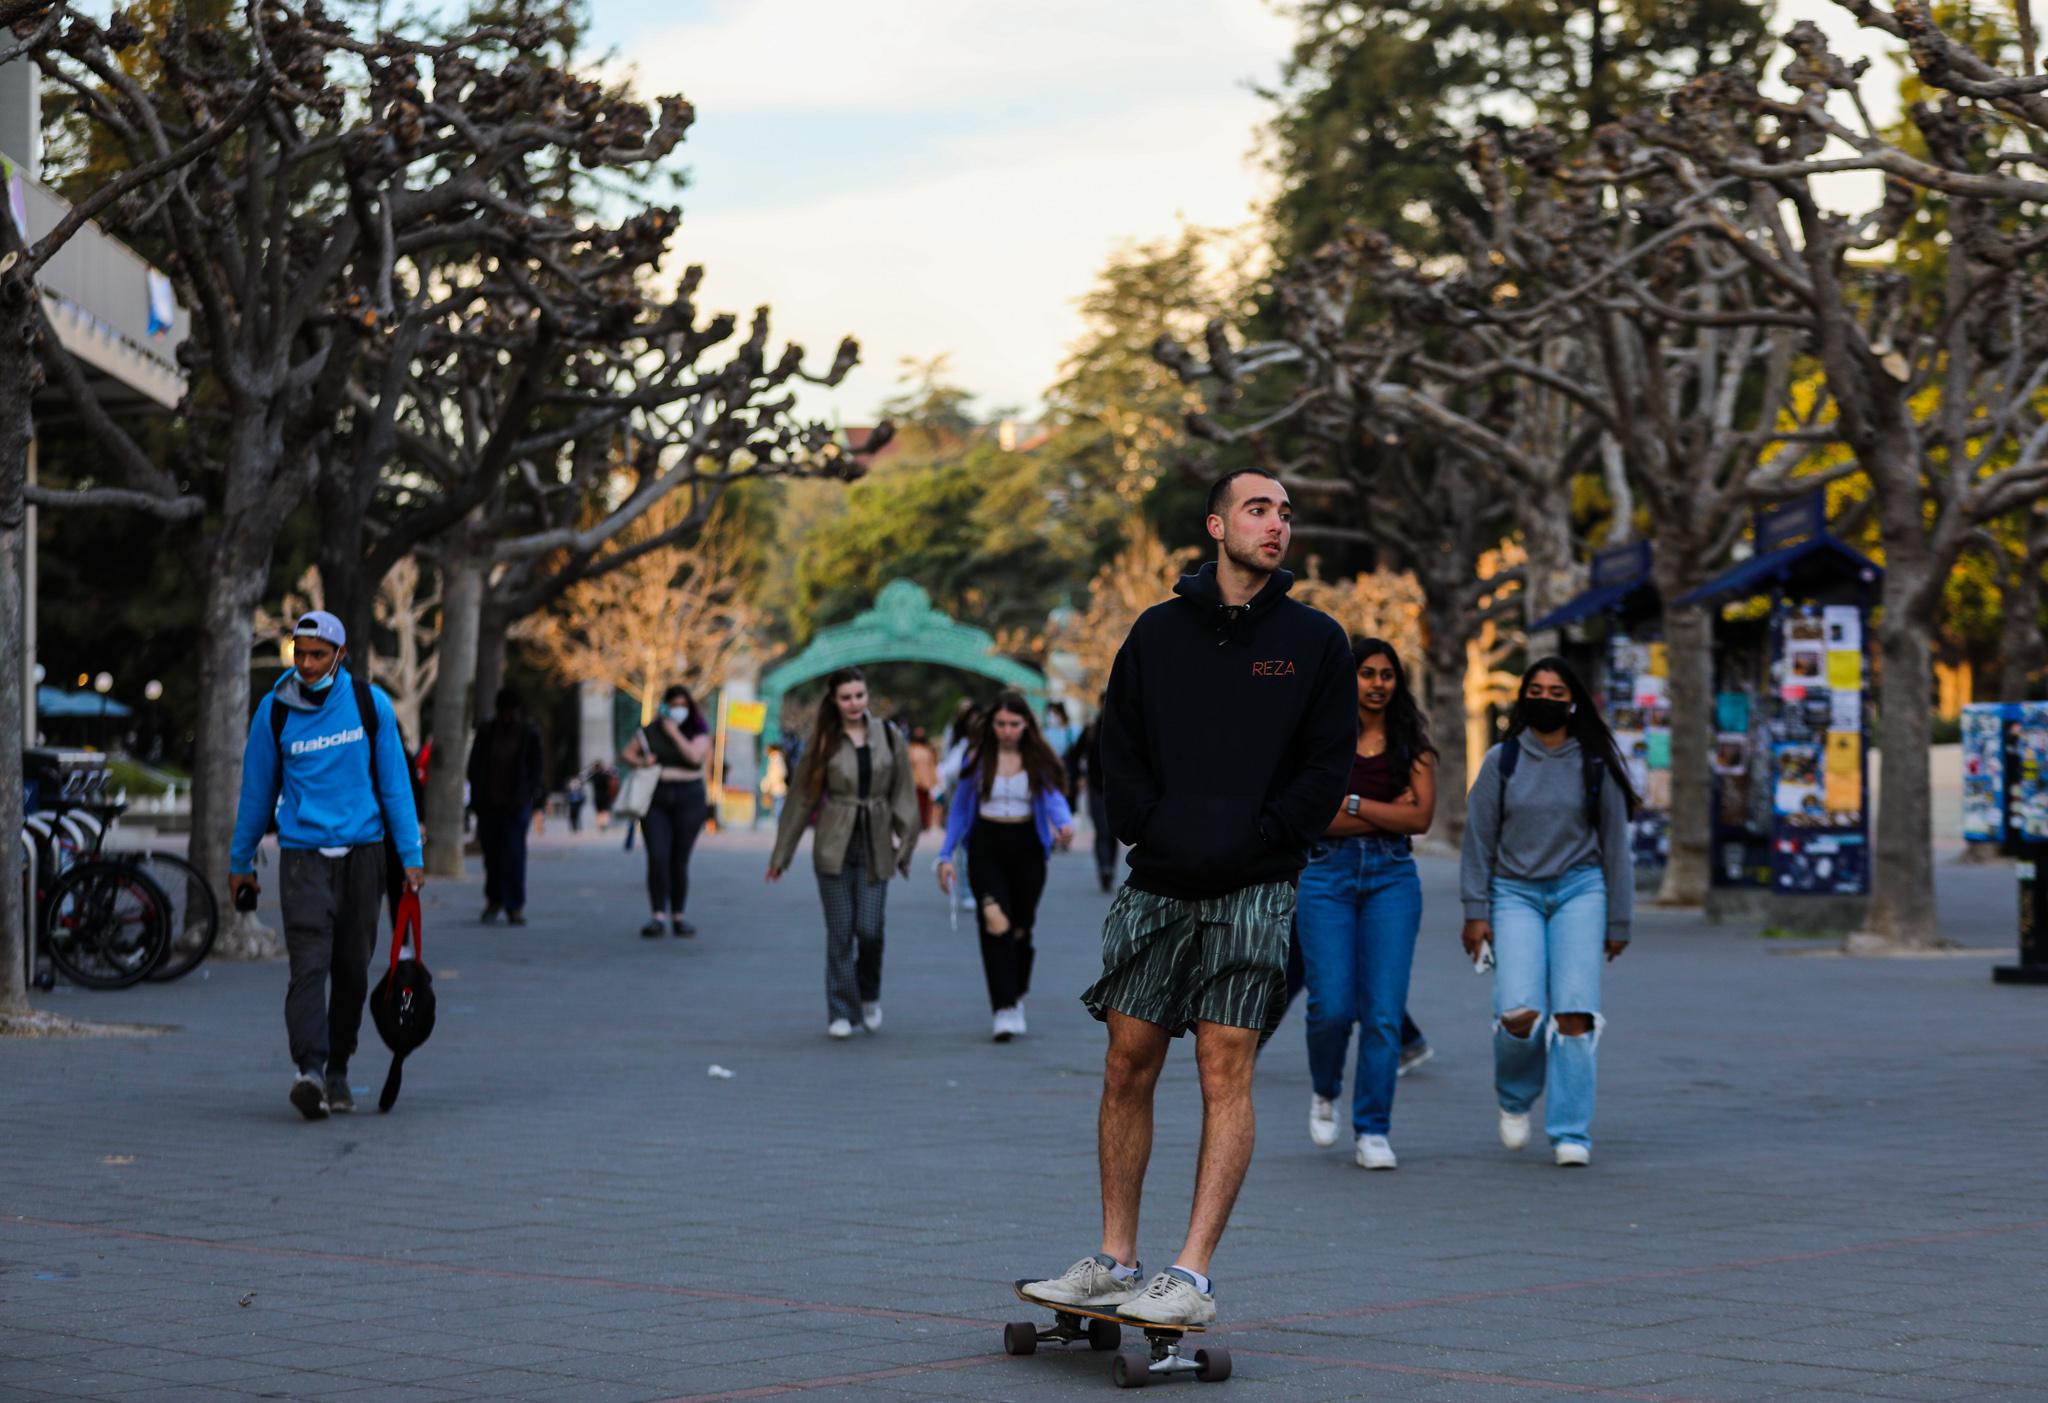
left=1826, top=651, right=1862, bottom=689
left=726, top=700, right=767, bottom=735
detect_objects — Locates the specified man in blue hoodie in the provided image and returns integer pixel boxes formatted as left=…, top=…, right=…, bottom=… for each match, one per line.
left=228, top=611, right=425, bottom=1120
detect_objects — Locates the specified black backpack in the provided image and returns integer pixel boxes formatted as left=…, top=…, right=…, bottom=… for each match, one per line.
left=368, top=890, right=436, bottom=1113
left=1497, top=737, right=1609, bottom=838
left=271, top=674, right=405, bottom=918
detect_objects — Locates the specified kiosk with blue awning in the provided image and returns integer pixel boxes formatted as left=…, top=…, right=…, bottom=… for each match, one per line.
left=1672, top=495, right=1881, bottom=928
left=1530, top=540, right=1670, bottom=881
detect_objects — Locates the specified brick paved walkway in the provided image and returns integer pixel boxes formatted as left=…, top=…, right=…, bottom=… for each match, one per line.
left=2, top=822, right=2043, bottom=1401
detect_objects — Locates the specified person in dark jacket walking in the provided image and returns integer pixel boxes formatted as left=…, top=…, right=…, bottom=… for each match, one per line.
left=1063, top=702, right=1117, bottom=893
left=1024, top=468, right=1355, bottom=1330
left=467, top=687, right=546, bottom=926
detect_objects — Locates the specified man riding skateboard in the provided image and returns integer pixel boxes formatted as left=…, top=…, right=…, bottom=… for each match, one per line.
left=1023, top=469, right=1354, bottom=1327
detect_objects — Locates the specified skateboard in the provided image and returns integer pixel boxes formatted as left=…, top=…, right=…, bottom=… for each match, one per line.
left=1006, top=1280, right=1232, bottom=1387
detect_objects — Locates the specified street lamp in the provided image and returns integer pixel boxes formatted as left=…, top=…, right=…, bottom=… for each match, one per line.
left=143, top=680, right=163, bottom=701
left=93, top=673, right=112, bottom=694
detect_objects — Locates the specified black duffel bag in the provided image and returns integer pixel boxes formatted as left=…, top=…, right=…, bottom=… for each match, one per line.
left=369, top=890, right=436, bottom=1112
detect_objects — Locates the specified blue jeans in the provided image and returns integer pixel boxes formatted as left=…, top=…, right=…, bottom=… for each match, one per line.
left=1490, top=865, right=1607, bottom=1149
left=1296, top=836, right=1423, bottom=1136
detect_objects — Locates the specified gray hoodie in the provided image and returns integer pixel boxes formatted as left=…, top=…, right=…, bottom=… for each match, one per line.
left=1459, top=732, right=1635, bottom=941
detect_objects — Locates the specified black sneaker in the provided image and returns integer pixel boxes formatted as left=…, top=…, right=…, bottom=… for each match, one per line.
left=480, top=903, right=501, bottom=924
left=324, top=1074, right=355, bottom=1114
left=507, top=910, right=527, bottom=926
left=673, top=919, right=696, bottom=938
left=290, top=1073, right=329, bottom=1121
left=640, top=919, right=665, bottom=939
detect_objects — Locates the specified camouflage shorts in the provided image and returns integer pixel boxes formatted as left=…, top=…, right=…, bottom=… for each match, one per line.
left=1080, top=881, right=1296, bottom=1039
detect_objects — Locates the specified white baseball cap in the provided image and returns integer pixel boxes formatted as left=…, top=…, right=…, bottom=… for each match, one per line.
left=292, top=610, right=347, bottom=648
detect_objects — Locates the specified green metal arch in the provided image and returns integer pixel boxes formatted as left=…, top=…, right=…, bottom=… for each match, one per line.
left=760, top=580, right=1046, bottom=739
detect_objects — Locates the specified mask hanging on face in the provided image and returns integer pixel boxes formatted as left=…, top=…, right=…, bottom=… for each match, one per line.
left=666, top=705, right=690, bottom=726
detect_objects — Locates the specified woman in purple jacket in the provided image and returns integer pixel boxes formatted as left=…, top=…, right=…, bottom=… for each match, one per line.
left=937, top=692, right=1075, bottom=1041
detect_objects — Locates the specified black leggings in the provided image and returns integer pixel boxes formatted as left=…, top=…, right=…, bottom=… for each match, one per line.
left=641, top=779, right=707, bottom=916
left=968, top=818, right=1047, bottom=1011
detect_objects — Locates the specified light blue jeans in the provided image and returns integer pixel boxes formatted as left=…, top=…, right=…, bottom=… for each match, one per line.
left=1491, top=864, right=1607, bottom=1149
left=1297, top=836, right=1423, bottom=1136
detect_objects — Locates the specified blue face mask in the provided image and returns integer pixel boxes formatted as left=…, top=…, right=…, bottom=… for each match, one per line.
left=665, top=704, right=690, bottom=725
left=303, top=656, right=339, bottom=692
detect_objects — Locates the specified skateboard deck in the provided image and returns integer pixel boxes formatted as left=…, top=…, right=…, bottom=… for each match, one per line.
left=1006, top=1280, right=1230, bottom=1386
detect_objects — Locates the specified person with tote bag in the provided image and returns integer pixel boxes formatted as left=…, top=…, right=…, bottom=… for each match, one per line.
left=620, top=685, right=713, bottom=939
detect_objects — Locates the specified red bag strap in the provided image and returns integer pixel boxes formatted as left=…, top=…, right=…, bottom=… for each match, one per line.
left=391, top=890, right=423, bottom=976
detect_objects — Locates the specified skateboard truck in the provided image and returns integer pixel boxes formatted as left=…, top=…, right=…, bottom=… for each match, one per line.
left=1110, top=1328, right=1233, bottom=1387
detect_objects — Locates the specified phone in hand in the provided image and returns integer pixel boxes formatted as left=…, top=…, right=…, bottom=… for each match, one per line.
left=1472, top=939, right=1494, bottom=974
left=234, top=882, right=259, bottom=913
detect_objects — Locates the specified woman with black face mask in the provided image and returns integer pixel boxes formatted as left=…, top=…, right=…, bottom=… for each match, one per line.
left=1459, top=657, right=1637, bottom=1167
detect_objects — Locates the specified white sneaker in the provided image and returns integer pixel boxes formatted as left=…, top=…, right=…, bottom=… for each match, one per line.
left=992, top=1008, right=1016, bottom=1043
left=1120, top=1269, right=1217, bottom=1327
left=1022, top=1255, right=1142, bottom=1310
left=1012, top=998, right=1026, bottom=1034
left=1555, top=1142, right=1591, bottom=1167
left=1354, top=1134, right=1397, bottom=1170
left=1308, top=1095, right=1339, bottom=1147
left=1499, top=1110, right=1531, bottom=1151
left=861, top=1002, right=883, bottom=1032
left=827, top=1018, right=854, bottom=1040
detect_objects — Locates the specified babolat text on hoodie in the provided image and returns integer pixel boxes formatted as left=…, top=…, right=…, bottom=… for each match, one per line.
left=1099, top=563, right=1357, bottom=900
left=229, top=667, right=424, bottom=874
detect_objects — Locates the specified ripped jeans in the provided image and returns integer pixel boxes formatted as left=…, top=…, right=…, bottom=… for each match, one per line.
left=1490, top=864, right=1606, bottom=1149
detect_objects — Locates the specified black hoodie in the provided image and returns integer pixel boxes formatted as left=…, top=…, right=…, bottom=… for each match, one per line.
left=1100, top=563, right=1356, bottom=900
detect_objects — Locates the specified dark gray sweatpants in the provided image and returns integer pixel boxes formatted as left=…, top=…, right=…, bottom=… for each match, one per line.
left=280, top=846, right=384, bottom=1077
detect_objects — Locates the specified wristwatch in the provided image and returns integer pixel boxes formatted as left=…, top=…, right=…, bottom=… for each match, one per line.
left=1345, top=794, right=1361, bottom=817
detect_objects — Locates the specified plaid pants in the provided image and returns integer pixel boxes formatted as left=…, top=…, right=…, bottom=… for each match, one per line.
left=817, top=826, right=888, bottom=1022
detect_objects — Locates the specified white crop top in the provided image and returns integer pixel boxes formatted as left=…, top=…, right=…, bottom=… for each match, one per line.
left=981, top=768, right=1033, bottom=819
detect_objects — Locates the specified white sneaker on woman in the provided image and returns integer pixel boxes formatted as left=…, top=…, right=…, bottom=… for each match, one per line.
left=992, top=1008, right=1016, bottom=1043
left=1499, top=1110, right=1531, bottom=1151
left=1354, top=1134, right=1397, bottom=1170
left=1308, top=1095, right=1339, bottom=1147
left=1554, top=1142, right=1591, bottom=1167
left=861, top=1002, right=883, bottom=1032
left=827, top=1018, right=854, bottom=1040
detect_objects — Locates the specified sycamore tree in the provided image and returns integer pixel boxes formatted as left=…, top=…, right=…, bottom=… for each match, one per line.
left=0, top=0, right=274, bottom=1019
left=1639, top=20, right=2048, bottom=943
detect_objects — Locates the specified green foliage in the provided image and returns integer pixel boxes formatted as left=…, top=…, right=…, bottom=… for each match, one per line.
left=1264, top=0, right=1771, bottom=257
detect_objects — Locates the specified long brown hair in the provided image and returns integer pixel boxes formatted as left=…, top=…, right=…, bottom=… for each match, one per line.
left=969, top=691, right=1067, bottom=799
left=803, top=666, right=869, bottom=803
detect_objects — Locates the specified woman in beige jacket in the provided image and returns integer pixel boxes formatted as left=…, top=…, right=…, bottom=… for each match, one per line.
left=768, top=667, right=921, bottom=1038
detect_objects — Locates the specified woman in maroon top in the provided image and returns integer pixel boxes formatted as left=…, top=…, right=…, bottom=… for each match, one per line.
left=1297, top=638, right=1438, bottom=1170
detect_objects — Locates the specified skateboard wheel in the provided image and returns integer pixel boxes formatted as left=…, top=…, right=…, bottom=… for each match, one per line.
left=1087, top=1317, right=1122, bottom=1351
left=1003, top=1321, right=1038, bottom=1355
left=1195, top=1345, right=1231, bottom=1381
left=1111, top=1352, right=1146, bottom=1388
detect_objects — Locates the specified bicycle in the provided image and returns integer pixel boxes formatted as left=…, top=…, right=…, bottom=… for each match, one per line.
left=22, top=785, right=221, bottom=988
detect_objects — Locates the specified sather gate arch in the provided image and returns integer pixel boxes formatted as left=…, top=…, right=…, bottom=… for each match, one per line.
left=758, top=580, right=1046, bottom=739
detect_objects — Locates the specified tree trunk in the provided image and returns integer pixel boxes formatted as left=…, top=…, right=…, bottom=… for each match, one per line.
left=0, top=350, right=34, bottom=1017
left=472, top=602, right=510, bottom=722
left=1517, top=502, right=1579, bottom=647
left=1865, top=550, right=1941, bottom=947
left=423, top=547, right=483, bottom=876
left=316, top=517, right=373, bottom=676
left=1422, top=608, right=1470, bottom=850
left=192, top=550, right=283, bottom=960
left=1655, top=600, right=1712, bottom=905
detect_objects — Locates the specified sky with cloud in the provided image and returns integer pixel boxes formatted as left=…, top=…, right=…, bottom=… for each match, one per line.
left=587, top=0, right=1900, bottom=426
